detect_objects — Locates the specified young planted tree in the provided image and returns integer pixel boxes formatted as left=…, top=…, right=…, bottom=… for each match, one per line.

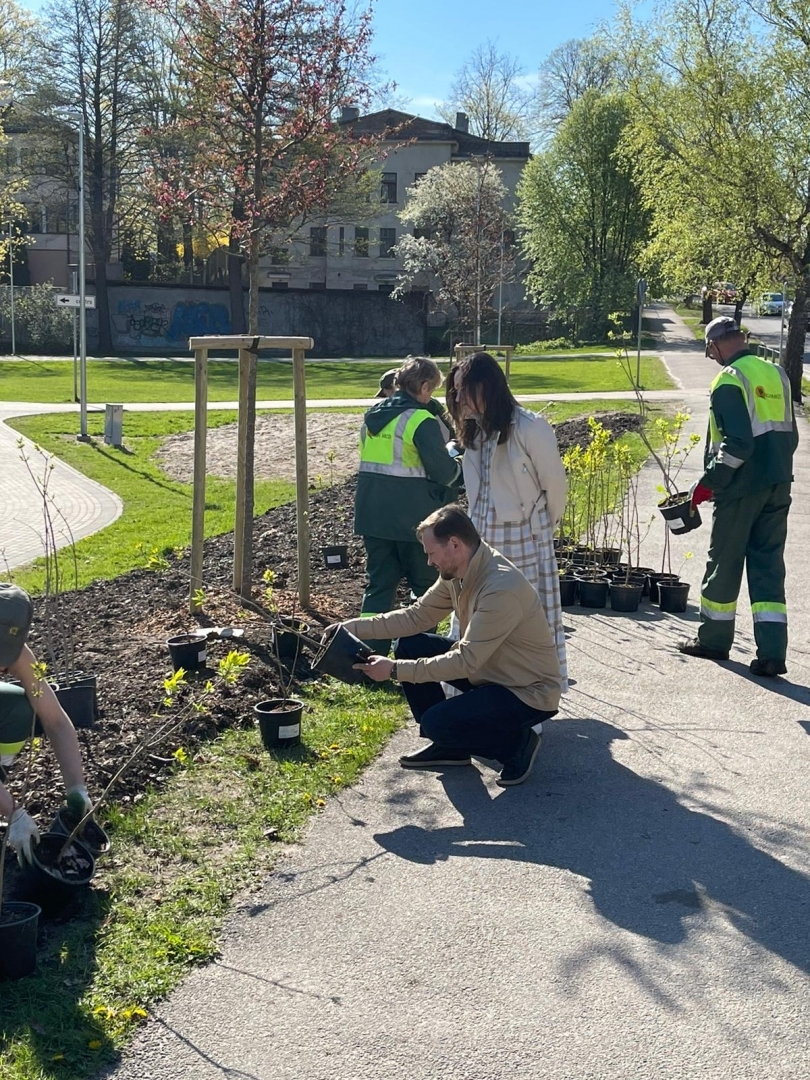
left=394, top=159, right=514, bottom=342
left=517, top=90, right=650, bottom=340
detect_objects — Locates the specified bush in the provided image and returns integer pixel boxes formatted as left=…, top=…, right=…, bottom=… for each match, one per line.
left=514, top=337, right=578, bottom=354
left=0, top=284, right=73, bottom=352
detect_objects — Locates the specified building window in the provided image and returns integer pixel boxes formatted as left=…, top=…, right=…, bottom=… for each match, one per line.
left=413, top=226, right=430, bottom=241
left=309, top=226, right=327, bottom=257
left=270, top=280, right=289, bottom=289
left=380, top=172, right=397, bottom=203
left=354, top=227, right=369, bottom=257
left=378, top=284, right=394, bottom=294
left=309, top=281, right=326, bottom=291
left=414, top=172, right=427, bottom=185
left=338, top=226, right=345, bottom=256
left=353, top=283, right=368, bottom=290
left=269, top=245, right=291, bottom=265
left=379, top=228, right=396, bottom=258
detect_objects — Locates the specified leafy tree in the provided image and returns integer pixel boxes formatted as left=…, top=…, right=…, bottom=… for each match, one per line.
left=437, top=41, right=534, bottom=141
left=394, top=159, right=514, bottom=342
left=517, top=90, right=650, bottom=340
left=0, top=0, right=42, bottom=94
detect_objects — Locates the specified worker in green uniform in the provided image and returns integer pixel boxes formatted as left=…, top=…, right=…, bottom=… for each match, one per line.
left=355, top=356, right=461, bottom=655
left=0, top=584, right=92, bottom=863
left=678, top=316, right=798, bottom=676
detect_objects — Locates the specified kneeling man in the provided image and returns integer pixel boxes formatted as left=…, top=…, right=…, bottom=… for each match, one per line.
left=340, top=505, right=561, bottom=786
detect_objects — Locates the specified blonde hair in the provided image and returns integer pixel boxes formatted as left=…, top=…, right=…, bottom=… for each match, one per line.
left=395, top=356, right=443, bottom=398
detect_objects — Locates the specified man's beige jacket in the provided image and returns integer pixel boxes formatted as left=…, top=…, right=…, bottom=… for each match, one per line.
left=343, top=541, right=562, bottom=713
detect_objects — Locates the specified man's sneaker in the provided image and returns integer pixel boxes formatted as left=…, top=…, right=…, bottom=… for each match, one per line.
left=750, top=658, right=787, bottom=678
left=677, top=638, right=729, bottom=662
left=399, top=743, right=471, bottom=768
left=496, top=730, right=542, bottom=787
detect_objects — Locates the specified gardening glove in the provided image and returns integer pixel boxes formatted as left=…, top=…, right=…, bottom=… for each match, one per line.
left=65, top=784, right=93, bottom=820
left=8, top=807, right=40, bottom=866
left=445, top=439, right=464, bottom=459
left=689, top=481, right=713, bottom=509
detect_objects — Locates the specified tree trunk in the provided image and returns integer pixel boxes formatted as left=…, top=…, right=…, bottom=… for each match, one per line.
left=94, top=257, right=111, bottom=354
left=701, top=294, right=714, bottom=325
left=784, top=286, right=806, bottom=403
left=228, top=229, right=246, bottom=335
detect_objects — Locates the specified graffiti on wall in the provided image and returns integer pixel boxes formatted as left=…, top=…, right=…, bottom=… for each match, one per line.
left=113, top=298, right=230, bottom=348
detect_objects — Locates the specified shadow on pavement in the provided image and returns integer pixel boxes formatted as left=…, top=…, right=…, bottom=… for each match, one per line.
left=373, top=719, right=810, bottom=972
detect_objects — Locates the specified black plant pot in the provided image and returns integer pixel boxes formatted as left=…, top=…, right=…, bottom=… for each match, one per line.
left=311, top=625, right=374, bottom=684
left=53, top=672, right=98, bottom=729
left=275, top=619, right=312, bottom=661
left=658, top=581, right=691, bottom=613
left=255, top=698, right=303, bottom=750
left=658, top=492, right=702, bottom=535
left=49, top=808, right=111, bottom=857
left=648, top=573, right=680, bottom=605
left=21, top=833, right=95, bottom=913
left=166, top=633, right=207, bottom=673
left=558, top=576, right=578, bottom=607
left=609, top=582, right=644, bottom=612
left=577, top=577, right=609, bottom=609
left=322, top=544, right=349, bottom=569
left=0, top=902, right=40, bottom=980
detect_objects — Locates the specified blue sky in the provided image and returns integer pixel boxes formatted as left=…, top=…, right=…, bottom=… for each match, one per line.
left=371, top=0, right=621, bottom=118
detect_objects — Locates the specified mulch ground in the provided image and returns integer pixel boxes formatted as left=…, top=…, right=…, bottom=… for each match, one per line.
left=1, top=410, right=637, bottom=902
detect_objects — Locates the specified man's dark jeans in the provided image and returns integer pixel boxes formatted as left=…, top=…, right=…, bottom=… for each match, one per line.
left=394, top=633, right=556, bottom=763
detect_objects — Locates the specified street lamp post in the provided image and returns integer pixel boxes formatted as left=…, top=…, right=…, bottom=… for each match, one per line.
left=75, top=114, right=89, bottom=440
left=7, top=220, right=15, bottom=356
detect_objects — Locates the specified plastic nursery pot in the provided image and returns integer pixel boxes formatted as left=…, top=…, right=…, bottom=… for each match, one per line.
left=311, top=625, right=374, bottom=685
left=609, top=581, right=644, bottom=613
left=594, top=546, right=622, bottom=567
left=647, top=573, right=680, bottom=605
left=166, top=632, right=207, bottom=673
left=658, top=492, right=702, bottom=535
left=275, top=618, right=312, bottom=661
left=53, top=672, right=98, bottom=729
left=577, top=577, right=609, bottom=609
left=658, top=581, right=691, bottom=613
left=322, top=544, right=349, bottom=569
left=558, top=576, right=578, bottom=607
left=22, top=833, right=95, bottom=911
left=0, top=902, right=41, bottom=980
left=49, top=808, right=111, bottom=858
left=255, top=698, right=303, bottom=750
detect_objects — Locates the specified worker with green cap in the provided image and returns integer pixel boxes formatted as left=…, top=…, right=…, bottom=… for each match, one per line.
left=0, top=583, right=92, bottom=864
left=678, top=316, right=798, bottom=676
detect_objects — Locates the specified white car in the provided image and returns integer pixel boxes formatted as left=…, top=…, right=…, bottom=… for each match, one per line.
left=755, top=292, right=784, bottom=316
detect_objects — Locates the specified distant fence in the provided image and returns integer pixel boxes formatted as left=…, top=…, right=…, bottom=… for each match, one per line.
left=755, top=342, right=783, bottom=366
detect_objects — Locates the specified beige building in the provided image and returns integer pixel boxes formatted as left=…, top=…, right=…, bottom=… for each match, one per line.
left=261, top=108, right=531, bottom=298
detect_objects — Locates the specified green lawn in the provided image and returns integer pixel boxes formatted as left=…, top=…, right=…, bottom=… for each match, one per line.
left=6, top=410, right=294, bottom=592
left=0, top=354, right=673, bottom=404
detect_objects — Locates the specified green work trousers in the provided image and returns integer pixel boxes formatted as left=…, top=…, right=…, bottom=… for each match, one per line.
left=360, top=536, right=438, bottom=655
left=697, top=483, right=791, bottom=662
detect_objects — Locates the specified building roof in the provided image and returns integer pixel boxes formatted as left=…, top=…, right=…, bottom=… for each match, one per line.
left=342, top=109, right=530, bottom=161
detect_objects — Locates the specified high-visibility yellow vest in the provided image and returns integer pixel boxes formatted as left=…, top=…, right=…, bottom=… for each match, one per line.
left=359, top=409, right=435, bottom=478
left=709, top=355, right=793, bottom=462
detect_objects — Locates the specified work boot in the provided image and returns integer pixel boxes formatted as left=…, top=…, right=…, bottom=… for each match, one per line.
left=750, top=658, right=787, bottom=678
left=677, top=638, right=729, bottom=662
left=399, top=743, right=471, bottom=768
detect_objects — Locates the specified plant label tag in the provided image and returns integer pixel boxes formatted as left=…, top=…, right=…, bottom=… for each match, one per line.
left=198, top=650, right=207, bottom=662
left=279, top=724, right=300, bottom=739
left=326, top=555, right=342, bottom=565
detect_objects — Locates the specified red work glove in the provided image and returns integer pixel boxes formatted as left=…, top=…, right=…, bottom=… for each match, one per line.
left=690, top=482, right=713, bottom=509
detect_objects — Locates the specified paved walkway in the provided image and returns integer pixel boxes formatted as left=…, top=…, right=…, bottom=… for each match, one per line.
left=100, top=309, right=810, bottom=1079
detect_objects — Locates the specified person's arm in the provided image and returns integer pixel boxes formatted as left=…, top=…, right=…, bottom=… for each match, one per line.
left=396, top=588, right=524, bottom=684
left=8, top=645, right=88, bottom=804
left=518, top=413, right=568, bottom=526
left=342, top=577, right=454, bottom=642
left=701, top=384, right=753, bottom=492
left=412, top=417, right=462, bottom=487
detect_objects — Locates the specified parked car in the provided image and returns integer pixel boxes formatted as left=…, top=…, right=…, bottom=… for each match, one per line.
left=712, top=281, right=738, bottom=304
left=755, top=292, right=784, bottom=316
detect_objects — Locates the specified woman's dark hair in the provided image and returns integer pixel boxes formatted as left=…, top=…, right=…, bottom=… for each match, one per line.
left=446, top=352, right=517, bottom=448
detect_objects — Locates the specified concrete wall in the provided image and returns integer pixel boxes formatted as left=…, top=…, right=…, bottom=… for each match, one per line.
left=96, top=283, right=426, bottom=357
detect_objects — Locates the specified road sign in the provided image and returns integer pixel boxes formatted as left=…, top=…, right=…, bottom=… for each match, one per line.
left=55, top=293, right=96, bottom=309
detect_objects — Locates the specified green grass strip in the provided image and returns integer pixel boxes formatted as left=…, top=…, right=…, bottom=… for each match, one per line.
left=0, top=680, right=407, bottom=1079
left=0, top=355, right=673, bottom=404
left=5, top=410, right=295, bottom=593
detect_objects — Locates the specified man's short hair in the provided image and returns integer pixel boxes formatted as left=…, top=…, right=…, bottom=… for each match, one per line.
left=396, top=356, right=443, bottom=399
left=416, top=504, right=480, bottom=547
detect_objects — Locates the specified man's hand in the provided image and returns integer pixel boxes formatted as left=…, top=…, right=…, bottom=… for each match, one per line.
left=690, top=481, right=713, bottom=509
left=8, top=807, right=40, bottom=865
left=65, top=784, right=92, bottom=821
left=352, top=655, right=394, bottom=682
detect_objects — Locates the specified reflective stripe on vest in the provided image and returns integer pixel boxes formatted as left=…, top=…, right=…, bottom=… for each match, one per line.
left=709, top=355, right=793, bottom=454
left=358, top=409, right=434, bottom=479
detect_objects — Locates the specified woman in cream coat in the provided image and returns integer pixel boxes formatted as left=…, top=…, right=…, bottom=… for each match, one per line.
left=447, top=352, right=569, bottom=690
